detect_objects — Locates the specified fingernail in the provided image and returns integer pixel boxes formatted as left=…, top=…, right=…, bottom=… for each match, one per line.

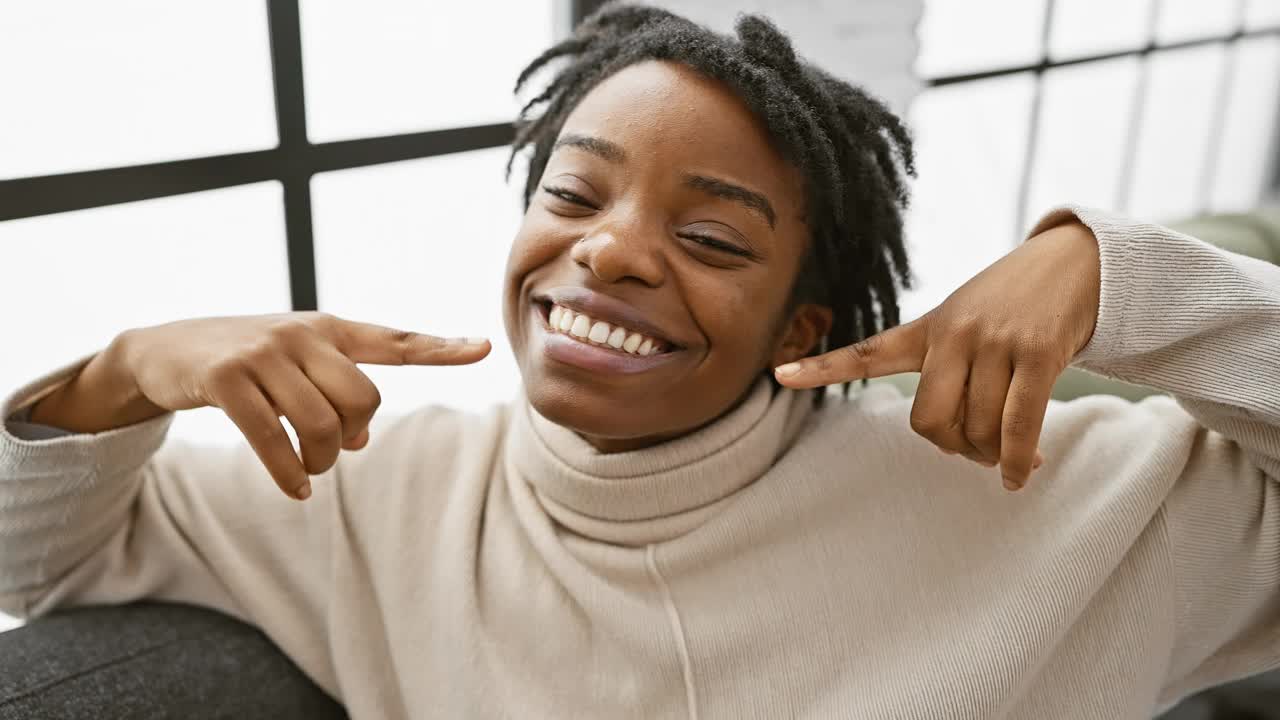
left=1002, top=476, right=1021, bottom=492
left=774, top=362, right=802, bottom=377
left=449, top=336, right=488, bottom=345
left=1032, top=455, right=1044, bottom=469
left=295, top=482, right=312, bottom=500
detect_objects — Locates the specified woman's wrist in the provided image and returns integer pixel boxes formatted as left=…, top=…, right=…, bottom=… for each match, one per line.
left=28, top=332, right=167, bottom=434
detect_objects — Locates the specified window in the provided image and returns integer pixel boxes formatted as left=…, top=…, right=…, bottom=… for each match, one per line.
left=0, top=184, right=291, bottom=443
left=1025, top=57, right=1143, bottom=214
left=0, top=0, right=555, bottom=428
left=905, top=0, right=1279, bottom=319
left=0, top=1, right=277, bottom=179
left=1209, top=35, right=1280, bottom=212
left=1246, top=0, right=1280, bottom=30
left=1125, top=43, right=1229, bottom=219
left=1154, top=0, right=1239, bottom=44
left=915, top=0, right=1049, bottom=78
left=299, top=2, right=554, bottom=142
left=0, top=1, right=554, bottom=632
left=1047, top=0, right=1154, bottom=61
left=311, top=148, right=524, bottom=418
left=902, top=75, right=1037, bottom=319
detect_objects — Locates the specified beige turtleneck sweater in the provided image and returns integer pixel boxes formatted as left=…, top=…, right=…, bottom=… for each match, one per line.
left=1, top=206, right=1278, bottom=719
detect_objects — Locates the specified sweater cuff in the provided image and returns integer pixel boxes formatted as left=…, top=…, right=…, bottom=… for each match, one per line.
left=0, top=356, right=173, bottom=478
left=1025, top=205, right=1144, bottom=368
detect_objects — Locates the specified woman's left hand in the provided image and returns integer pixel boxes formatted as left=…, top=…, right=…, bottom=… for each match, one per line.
left=774, top=219, right=1102, bottom=491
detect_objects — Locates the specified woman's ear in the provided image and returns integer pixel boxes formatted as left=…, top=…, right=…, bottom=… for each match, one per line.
left=771, top=303, right=833, bottom=368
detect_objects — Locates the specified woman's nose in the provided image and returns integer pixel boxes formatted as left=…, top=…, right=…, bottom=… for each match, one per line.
left=569, top=226, right=665, bottom=287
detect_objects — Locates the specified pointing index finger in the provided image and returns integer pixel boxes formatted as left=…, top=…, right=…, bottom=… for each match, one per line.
left=774, top=317, right=928, bottom=389
left=327, top=319, right=490, bottom=366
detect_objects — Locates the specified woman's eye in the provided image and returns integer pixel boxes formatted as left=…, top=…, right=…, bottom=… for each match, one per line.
left=683, top=234, right=750, bottom=257
left=542, top=185, right=597, bottom=209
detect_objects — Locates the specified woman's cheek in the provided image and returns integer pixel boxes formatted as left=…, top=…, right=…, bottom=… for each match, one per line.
left=701, top=282, right=768, bottom=365
left=510, top=216, right=570, bottom=269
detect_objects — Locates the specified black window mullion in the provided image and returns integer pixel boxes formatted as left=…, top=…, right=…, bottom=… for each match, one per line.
left=0, top=126, right=517, bottom=224
left=1113, top=0, right=1165, bottom=214
left=1196, top=0, right=1251, bottom=213
left=0, top=151, right=280, bottom=222
left=266, top=0, right=318, bottom=312
left=925, top=24, right=1276, bottom=89
left=310, top=124, right=515, bottom=174
left=0, top=1, right=520, bottom=307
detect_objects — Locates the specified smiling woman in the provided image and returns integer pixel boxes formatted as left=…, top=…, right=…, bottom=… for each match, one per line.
left=503, top=10, right=914, bottom=449
left=507, top=60, right=841, bottom=447
left=1, top=4, right=1280, bottom=720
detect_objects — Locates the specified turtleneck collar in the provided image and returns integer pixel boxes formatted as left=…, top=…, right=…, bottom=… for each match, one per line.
left=505, top=379, right=814, bottom=545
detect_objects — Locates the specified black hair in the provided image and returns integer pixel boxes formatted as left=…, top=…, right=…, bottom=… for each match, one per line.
left=508, top=2, right=915, bottom=398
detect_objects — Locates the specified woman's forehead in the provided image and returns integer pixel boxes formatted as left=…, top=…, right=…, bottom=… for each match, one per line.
left=555, top=60, right=802, bottom=197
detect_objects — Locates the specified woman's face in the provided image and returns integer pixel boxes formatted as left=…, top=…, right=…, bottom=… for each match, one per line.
left=504, top=60, right=830, bottom=451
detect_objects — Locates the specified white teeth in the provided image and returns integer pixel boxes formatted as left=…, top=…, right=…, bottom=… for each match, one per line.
left=607, top=327, right=626, bottom=348
left=546, top=303, right=665, bottom=355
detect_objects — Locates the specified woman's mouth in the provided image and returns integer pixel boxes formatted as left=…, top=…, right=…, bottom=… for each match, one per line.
left=542, top=302, right=673, bottom=356
left=531, top=299, right=683, bottom=375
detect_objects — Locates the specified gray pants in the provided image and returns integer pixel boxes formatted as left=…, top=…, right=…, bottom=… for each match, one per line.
left=0, top=603, right=1275, bottom=719
left=0, top=603, right=347, bottom=720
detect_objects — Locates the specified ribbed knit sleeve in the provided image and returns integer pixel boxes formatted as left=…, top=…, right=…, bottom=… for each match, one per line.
left=0, top=357, right=345, bottom=691
left=0, top=358, right=172, bottom=602
left=1030, top=206, right=1280, bottom=699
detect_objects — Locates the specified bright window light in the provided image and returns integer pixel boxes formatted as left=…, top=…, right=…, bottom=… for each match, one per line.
left=1210, top=36, right=1280, bottom=212
left=311, top=147, right=525, bottom=421
left=1048, top=0, right=1155, bottom=61
left=902, top=74, right=1036, bottom=320
left=915, top=0, right=1049, bottom=78
left=0, top=1, right=276, bottom=180
left=0, top=183, right=291, bottom=445
left=1154, top=0, right=1241, bottom=44
left=1027, top=57, right=1143, bottom=215
left=299, top=1, right=555, bottom=143
left=1124, top=44, right=1228, bottom=221
left=1246, top=0, right=1280, bottom=30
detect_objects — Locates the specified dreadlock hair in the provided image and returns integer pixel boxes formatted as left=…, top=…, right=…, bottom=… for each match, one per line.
left=508, top=2, right=915, bottom=401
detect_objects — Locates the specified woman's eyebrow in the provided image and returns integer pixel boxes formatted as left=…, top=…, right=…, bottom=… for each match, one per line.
left=552, top=133, right=626, bottom=163
left=683, top=174, right=777, bottom=228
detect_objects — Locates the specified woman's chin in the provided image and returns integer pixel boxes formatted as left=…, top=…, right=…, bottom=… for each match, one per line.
left=524, top=381, right=657, bottom=442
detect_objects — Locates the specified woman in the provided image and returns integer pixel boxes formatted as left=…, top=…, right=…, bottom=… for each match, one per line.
left=2, top=6, right=1277, bottom=719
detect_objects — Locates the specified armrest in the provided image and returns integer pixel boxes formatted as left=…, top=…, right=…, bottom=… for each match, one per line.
left=0, top=602, right=347, bottom=720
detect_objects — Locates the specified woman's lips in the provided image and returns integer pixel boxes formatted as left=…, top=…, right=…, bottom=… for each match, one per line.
left=531, top=304, right=682, bottom=375
left=546, top=302, right=671, bottom=355
left=533, top=286, right=682, bottom=350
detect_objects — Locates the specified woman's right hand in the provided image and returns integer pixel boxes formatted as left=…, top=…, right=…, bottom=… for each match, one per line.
left=30, top=312, right=490, bottom=500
